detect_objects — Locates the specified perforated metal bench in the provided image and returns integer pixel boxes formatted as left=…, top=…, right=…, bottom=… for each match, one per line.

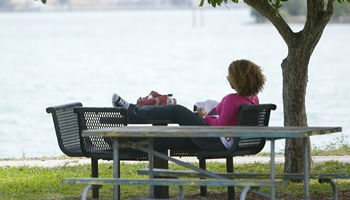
left=47, top=102, right=276, bottom=200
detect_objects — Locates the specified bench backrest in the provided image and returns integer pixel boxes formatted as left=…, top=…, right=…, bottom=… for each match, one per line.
left=46, top=102, right=84, bottom=157
left=228, top=103, right=276, bottom=156
left=237, top=104, right=275, bottom=126
left=74, top=107, right=148, bottom=160
left=47, top=103, right=147, bottom=160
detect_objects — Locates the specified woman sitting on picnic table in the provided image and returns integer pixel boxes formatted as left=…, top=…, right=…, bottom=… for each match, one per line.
left=112, top=59, right=266, bottom=152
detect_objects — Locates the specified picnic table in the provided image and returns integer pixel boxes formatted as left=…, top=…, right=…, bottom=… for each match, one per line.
left=63, top=126, right=342, bottom=200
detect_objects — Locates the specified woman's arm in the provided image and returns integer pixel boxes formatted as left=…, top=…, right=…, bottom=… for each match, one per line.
left=204, top=95, right=239, bottom=126
left=196, top=108, right=207, bottom=118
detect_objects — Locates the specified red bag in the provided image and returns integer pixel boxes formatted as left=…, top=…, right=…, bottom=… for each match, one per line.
left=136, top=91, right=177, bottom=106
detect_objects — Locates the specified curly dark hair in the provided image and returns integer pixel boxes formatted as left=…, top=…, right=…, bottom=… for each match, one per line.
left=227, top=59, right=266, bottom=97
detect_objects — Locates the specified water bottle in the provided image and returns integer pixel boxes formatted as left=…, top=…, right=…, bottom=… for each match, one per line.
left=167, top=94, right=174, bottom=105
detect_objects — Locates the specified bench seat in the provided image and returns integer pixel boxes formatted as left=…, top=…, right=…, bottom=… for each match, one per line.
left=62, top=177, right=288, bottom=187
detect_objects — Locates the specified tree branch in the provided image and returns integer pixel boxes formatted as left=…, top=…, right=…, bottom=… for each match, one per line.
left=243, top=0, right=295, bottom=47
left=305, top=0, right=334, bottom=33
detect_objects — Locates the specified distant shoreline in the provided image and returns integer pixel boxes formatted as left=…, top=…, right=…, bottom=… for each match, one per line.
left=2, top=7, right=349, bottom=24
left=256, top=15, right=350, bottom=24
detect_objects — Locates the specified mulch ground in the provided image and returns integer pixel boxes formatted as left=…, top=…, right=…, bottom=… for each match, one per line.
left=185, top=191, right=350, bottom=199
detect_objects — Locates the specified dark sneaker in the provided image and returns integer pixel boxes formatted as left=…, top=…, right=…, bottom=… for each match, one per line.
left=112, top=93, right=130, bottom=109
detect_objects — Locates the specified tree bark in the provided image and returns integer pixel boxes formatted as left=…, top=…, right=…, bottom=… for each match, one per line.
left=282, top=44, right=311, bottom=173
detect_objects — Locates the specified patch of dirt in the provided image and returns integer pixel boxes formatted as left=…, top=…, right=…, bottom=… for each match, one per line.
left=184, top=191, right=350, bottom=200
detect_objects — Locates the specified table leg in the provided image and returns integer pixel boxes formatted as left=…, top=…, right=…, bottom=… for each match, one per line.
left=152, top=124, right=169, bottom=199
left=270, top=139, right=276, bottom=200
left=148, top=138, right=154, bottom=198
left=303, top=137, right=309, bottom=200
left=154, top=151, right=169, bottom=198
left=113, top=139, right=119, bottom=200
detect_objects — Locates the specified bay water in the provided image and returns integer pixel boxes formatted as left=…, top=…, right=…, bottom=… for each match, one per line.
left=0, top=8, right=349, bottom=158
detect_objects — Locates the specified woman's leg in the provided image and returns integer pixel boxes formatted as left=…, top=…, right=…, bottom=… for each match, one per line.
left=127, top=104, right=207, bottom=125
left=127, top=104, right=226, bottom=152
left=153, top=138, right=201, bottom=152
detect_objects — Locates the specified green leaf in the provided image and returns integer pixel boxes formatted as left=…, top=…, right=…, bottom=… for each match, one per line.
left=200, top=0, right=240, bottom=7
left=41, top=0, right=46, bottom=4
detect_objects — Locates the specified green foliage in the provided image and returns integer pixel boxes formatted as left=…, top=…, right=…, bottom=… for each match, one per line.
left=199, top=0, right=238, bottom=7
left=266, top=0, right=289, bottom=11
left=333, top=1, right=350, bottom=18
left=338, top=0, right=350, bottom=3
left=280, top=0, right=306, bottom=16
left=34, top=0, right=46, bottom=4
left=200, top=0, right=287, bottom=15
left=312, top=160, right=350, bottom=173
left=256, top=135, right=350, bottom=156
left=312, top=135, right=350, bottom=156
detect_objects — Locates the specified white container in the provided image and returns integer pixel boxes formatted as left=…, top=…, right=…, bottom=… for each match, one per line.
left=167, top=94, right=174, bottom=105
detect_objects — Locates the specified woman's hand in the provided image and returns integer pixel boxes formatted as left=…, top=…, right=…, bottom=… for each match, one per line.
left=197, top=108, right=207, bottom=118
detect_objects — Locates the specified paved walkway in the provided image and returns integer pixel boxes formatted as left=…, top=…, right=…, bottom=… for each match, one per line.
left=1, top=156, right=350, bottom=167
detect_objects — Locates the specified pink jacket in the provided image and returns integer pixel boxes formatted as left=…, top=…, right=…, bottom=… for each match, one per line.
left=204, top=93, right=259, bottom=126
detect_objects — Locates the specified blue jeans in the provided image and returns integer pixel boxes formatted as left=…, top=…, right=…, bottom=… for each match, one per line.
left=127, top=104, right=227, bottom=152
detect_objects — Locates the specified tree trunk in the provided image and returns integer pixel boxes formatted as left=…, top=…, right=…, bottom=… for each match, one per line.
left=281, top=28, right=328, bottom=173
left=282, top=44, right=311, bottom=173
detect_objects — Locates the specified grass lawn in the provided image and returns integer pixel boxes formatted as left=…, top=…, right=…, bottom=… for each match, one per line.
left=0, top=160, right=350, bottom=200
left=1, top=135, right=349, bottom=199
